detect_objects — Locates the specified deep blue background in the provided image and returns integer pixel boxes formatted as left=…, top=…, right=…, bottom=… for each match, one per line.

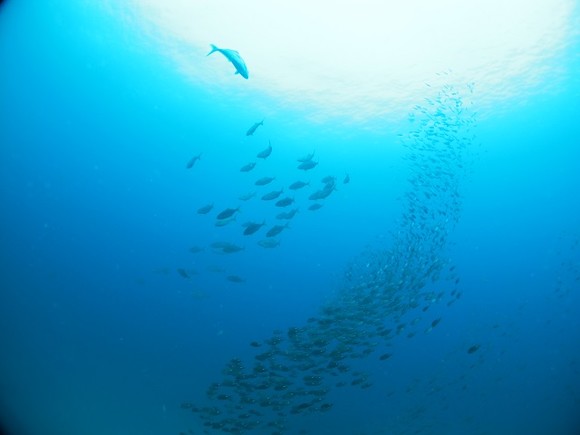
left=1, top=1, right=579, bottom=434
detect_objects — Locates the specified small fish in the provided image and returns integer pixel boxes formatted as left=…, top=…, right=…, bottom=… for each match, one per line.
left=275, top=197, right=294, bottom=207
left=216, top=207, right=240, bottom=220
left=379, top=353, right=392, bottom=361
left=266, top=223, right=289, bottom=238
left=214, top=217, right=236, bottom=227
left=258, top=238, right=280, bottom=248
left=197, top=203, right=214, bottom=214
left=239, top=191, right=256, bottom=201
left=242, top=221, right=266, bottom=236
left=188, top=246, right=204, bottom=254
left=177, top=268, right=190, bottom=279
left=186, top=153, right=202, bottom=169
left=246, top=120, right=264, bottom=136
left=321, top=176, right=336, bottom=184
left=255, top=176, right=275, bottom=186
left=227, top=275, right=246, bottom=283
left=276, top=208, right=299, bottom=220
left=308, top=203, right=323, bottom=211
left=211, top=242, right=244, bottom=254
left=207, top=44, right=248, bottom=79
left=297, top=151, right=315, bottom=162
left=343, top=173, right=350, bottom=184
left=298, top=160, right=318, bottom=171
left=467, top=344, right=480, bottom=354
left=289, top=181, right=309, bottom=190
left=240, top=162, right=256, bottom=172
left=309, top=186, right=334, bottom=200
left=257, top=141, right=272, bottom=159
left=261, top=189, right=284, bottom=201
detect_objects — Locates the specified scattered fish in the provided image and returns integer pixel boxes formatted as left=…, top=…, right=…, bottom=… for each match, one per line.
left=261, top=189, right=284, bottom=201
left=227, top=275, right=246, bottom=283
left=275, top=197, right=294, bottom=207
left=240, top=162, right=256, bottom=172
left=266, top=223, right=289, bottom=238
left=276, top=208, right=299, bottom=220
left=298, top=160, right=318, bottom=171
left=216, top=207, right=240, bottom=220
left=246, top=120, right=264, bottom=136
left=186, top=153, right=202, bottom=169
left=289, top=181, right=309, bottom=190
left=297, top=151, right=315, bottom=162
left=242, top=221, right=266, bottom=236
left=258, top=238, right=280, bottom=248
left=239, top=191, right=256, bottom=201
left=308, top=203, right=323, bottom=211
left=207, top=44, right=248, bottom=79
left=257, top=141, right=272, bottom=159
left=197, top=203, right=214, bottom=214
left=211, top=242, right=245, bottom=254
left=255, top=176, right=275, bottom=186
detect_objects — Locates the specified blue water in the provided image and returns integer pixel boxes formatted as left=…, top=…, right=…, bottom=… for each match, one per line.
left=1, top=1, right=580, bottom=434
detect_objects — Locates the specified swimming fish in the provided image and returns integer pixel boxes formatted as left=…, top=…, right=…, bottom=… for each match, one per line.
left=255, top=176, right=275, bottom=186
left=240, top=162, right=256, bottom=172
left=186, top=153, right=202, bottom=169
left=246, top=120, right=264, bottom=136
left=216, top=207, right=240, bottom=220
left=266, top=223, right=289, bottom=238
left=257, top=141, right=272, bottom=159
left=297, top=151, right=315, bottom=162
left=289, top=181, right=309, bottom=190
left=197, top=203, right=213, bottom=214
left=238, top=191, right=256, bottom=201
left=275, top=197, right=294, bottom=207
left=261, top=189, right=284, bottom=201
left=298, top=160, right=318, bottom=171
left=207, top=44, right=249, bottom=79
left=242, top=221, right=266, bottom=236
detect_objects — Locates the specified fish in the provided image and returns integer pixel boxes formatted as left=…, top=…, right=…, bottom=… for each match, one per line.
left=238, top=191, right=256, bottom=201
left=257, top=141, right=272, bottom=159
left=297, top=151, right=315, bottom=162
left=207, top=44, right=249, bottom=79
left=211, top=242, right=244, bottom=254
left=309, top=185, right=335, bottom=200
left=177, top=268, right=190, bottom=279
left=188, top=246, right=204, bottom=254
left=275, top=197, right=294, bottom=207
left=266, top=223, right=289, bottom=238
left=258, top=238, right=280, bottom=248
left=214, top=217, right=236, bottom=227
left=276, top=208, right=299, bottom=220
left=186, top=153, right=202, bottom=169
left=261, top=189, right=284, bottom=201
left=343, top=173, right=350, bottom=184
left=321, top=176, right=336, bottom=184
left=255, top=176, right=275, bottom=186
left=289, top=181, right=309, bottom=190
left=242, top=221, right=266, bottom=236
left=308, top=203, right=323, bottom=211
left=240, top=162, right=256, bottom=172
left=467, top=344, right=480, bottom=354
left=298, top=160, right=318, bottom=171
left=197, top=203, right=213, bottom=214
left=227, top=275, right=246, bottom=283
left=246, top=120, right=264, bottom=136
left=216, top=207, right=240, bottom=220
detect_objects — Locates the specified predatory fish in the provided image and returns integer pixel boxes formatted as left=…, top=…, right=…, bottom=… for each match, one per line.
left=207, top=44, right=249, bottom=79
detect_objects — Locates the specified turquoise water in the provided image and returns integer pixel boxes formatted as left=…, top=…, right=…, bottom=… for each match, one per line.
left=1, top=1, right=580, bottom=434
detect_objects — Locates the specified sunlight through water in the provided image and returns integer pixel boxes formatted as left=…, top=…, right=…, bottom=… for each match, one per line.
left=114, top=0, right=577, bottom=122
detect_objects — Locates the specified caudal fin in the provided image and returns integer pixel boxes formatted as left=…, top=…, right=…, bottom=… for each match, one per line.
left=207, top=44, right=219, bottom=56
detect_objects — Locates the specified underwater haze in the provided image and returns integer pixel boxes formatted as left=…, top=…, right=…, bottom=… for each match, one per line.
left=1, top=0, right=580, bottom=434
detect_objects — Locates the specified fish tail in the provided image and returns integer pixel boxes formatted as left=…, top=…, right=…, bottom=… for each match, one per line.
left=207, top=44, right=219, bottom=56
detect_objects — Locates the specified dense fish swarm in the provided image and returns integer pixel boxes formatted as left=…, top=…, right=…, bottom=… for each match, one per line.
left=183, top=82, right=477, bottom=433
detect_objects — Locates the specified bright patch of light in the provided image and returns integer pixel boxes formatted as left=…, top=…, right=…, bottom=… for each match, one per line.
left=116, top=0, right=575, bottom=121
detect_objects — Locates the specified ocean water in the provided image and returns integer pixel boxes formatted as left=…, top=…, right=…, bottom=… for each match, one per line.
left=1, top=1, right=580, bottom=434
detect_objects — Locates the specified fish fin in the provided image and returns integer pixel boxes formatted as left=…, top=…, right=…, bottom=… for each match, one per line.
left=207, top=44, right=219, bottom=56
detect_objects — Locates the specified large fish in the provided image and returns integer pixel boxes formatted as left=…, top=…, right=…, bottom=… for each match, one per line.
left=207, top=44, right=249, bottom=79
